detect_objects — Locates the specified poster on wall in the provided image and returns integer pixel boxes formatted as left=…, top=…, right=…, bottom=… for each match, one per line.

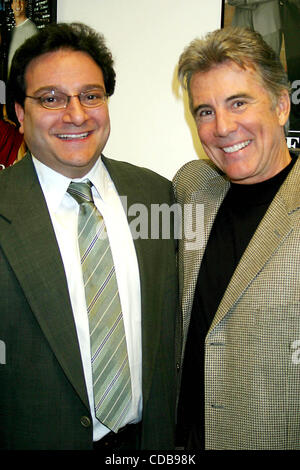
left=0, top=0, right=57, bottom=170
left=222, top=0, right=300, bottom=152
left=0, top=0, right=57, bottom=98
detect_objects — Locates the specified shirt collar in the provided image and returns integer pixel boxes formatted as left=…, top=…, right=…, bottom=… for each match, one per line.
left=16, top=18, right=30, bottom=28
left=32, top=154, right=112, bottom=213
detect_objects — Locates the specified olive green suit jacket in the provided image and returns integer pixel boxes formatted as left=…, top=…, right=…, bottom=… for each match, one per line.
left=0, top=153, right=178, bottom=450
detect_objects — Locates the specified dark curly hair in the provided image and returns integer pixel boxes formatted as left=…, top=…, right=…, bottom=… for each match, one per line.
left=6, top=22, right=116, bottom=121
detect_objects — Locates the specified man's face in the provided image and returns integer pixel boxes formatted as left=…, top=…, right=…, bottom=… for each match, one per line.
left=190, top=60, right=291, bottom=184
left=11, top=0, right=26, bottom=18
left=15, top=49, right=111, bottom=178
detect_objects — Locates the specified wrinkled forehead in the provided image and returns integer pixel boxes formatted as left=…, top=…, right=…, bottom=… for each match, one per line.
left=188, top=59, right=272, bottom=102
left=191, top=59, right=262, bottom=86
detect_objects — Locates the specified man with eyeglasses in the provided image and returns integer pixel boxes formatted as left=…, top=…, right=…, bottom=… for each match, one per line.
left=0, top=22, right=178, bottom=450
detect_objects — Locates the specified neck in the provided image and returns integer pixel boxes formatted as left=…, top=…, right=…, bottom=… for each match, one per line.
left=14, top=15, right=27, bottom=26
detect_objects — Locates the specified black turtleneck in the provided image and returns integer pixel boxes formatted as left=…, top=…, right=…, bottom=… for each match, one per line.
left=177, top=154, right=297, bottom=449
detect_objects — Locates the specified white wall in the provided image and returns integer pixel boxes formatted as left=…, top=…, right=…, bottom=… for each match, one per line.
left=58, top=0, right=222, bottom=179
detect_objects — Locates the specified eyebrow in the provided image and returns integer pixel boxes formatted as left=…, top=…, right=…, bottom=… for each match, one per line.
left=193, top=93, right=253, bottom=116
left=226, top=93, right=253, bottom=102
left=31, top=84, right=106, bottom=96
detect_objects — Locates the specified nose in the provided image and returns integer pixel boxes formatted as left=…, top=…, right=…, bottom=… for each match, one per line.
left=62, top=96, right=90, bottom=126
left=214, top=109, right=237, bottom=137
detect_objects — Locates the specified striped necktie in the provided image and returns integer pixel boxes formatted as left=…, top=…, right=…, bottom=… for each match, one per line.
left=68, top=180, right=132, bottom=432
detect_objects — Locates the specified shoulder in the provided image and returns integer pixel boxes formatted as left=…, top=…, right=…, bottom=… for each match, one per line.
left=279, top=154, right=300, bottom=213
left=0, top=158, right=18, bottom=185
left=25, top=19, right=38, bottom=31
left=0, top=152, right=33, bottom=189
left=173, top=158, right=223, bottom=200
left=102, top=155, right=172, bottom=191
left=19, top=19, right=38, bottom=37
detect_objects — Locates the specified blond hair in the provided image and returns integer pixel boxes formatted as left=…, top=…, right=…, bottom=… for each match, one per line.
left=178, top=27, right=290, bottom=109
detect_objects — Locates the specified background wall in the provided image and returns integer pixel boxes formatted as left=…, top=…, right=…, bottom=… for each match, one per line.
left=58, top=0, right=222, bottom=179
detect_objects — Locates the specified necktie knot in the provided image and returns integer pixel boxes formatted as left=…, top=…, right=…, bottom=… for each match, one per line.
left=68, top=180, right=93, bottom=205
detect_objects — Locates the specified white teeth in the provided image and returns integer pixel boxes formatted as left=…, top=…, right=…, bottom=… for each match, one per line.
left=57, top=133, right=89, bottom=140
left=223, top=140, right=251, bottom=154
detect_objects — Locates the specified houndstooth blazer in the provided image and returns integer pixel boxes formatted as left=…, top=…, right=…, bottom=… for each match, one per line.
left=173, top=156, right=300, bottom=450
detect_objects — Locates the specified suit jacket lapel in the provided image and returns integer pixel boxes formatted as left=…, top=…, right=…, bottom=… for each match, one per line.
left=181, top=174, right=229, bottom=349
left=210, top=157, right=300, bottom=331
left=102, top=156, right=162, bottom=407
left=0, top=155, right=89, bottom=409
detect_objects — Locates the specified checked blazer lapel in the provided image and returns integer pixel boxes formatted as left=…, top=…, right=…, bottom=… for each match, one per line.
left=180, top=174, right=229, bottom=352
left=0, top=154, right=89, bottom=409
left=210, top=157, right=300, bottom=332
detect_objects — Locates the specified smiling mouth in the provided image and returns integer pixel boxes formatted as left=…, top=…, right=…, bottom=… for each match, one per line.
left=223, top=140, right=251, bottom=154
left=57, top=132, right=90, bottom=141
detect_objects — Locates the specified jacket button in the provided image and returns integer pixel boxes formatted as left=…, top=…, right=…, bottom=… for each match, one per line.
left=80, top=416, right=92, bottom=428
left=176, top=362, right=180, bottom=371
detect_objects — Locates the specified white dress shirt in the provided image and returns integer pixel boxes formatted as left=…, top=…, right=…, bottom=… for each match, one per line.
left=32, top=155, right=142, bottom=441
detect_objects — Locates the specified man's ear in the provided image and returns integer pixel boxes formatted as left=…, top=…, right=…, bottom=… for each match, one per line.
left=276, top=89, right=291, bottom=127
left=15, top=102, right=25, bottom=134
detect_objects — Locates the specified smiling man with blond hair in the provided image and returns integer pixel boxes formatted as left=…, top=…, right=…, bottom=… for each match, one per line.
left=174, top=26, right=300, bottom=450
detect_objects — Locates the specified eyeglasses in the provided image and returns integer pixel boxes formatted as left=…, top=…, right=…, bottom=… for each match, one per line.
left=25, top=89, right=108, bottom=110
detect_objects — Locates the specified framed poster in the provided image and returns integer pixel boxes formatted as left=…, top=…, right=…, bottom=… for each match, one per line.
left=0, top=0, right=57, bottom=91
left=0, top=1, right=57, bottom=168
left=222, top=0, right=300, bottom=152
